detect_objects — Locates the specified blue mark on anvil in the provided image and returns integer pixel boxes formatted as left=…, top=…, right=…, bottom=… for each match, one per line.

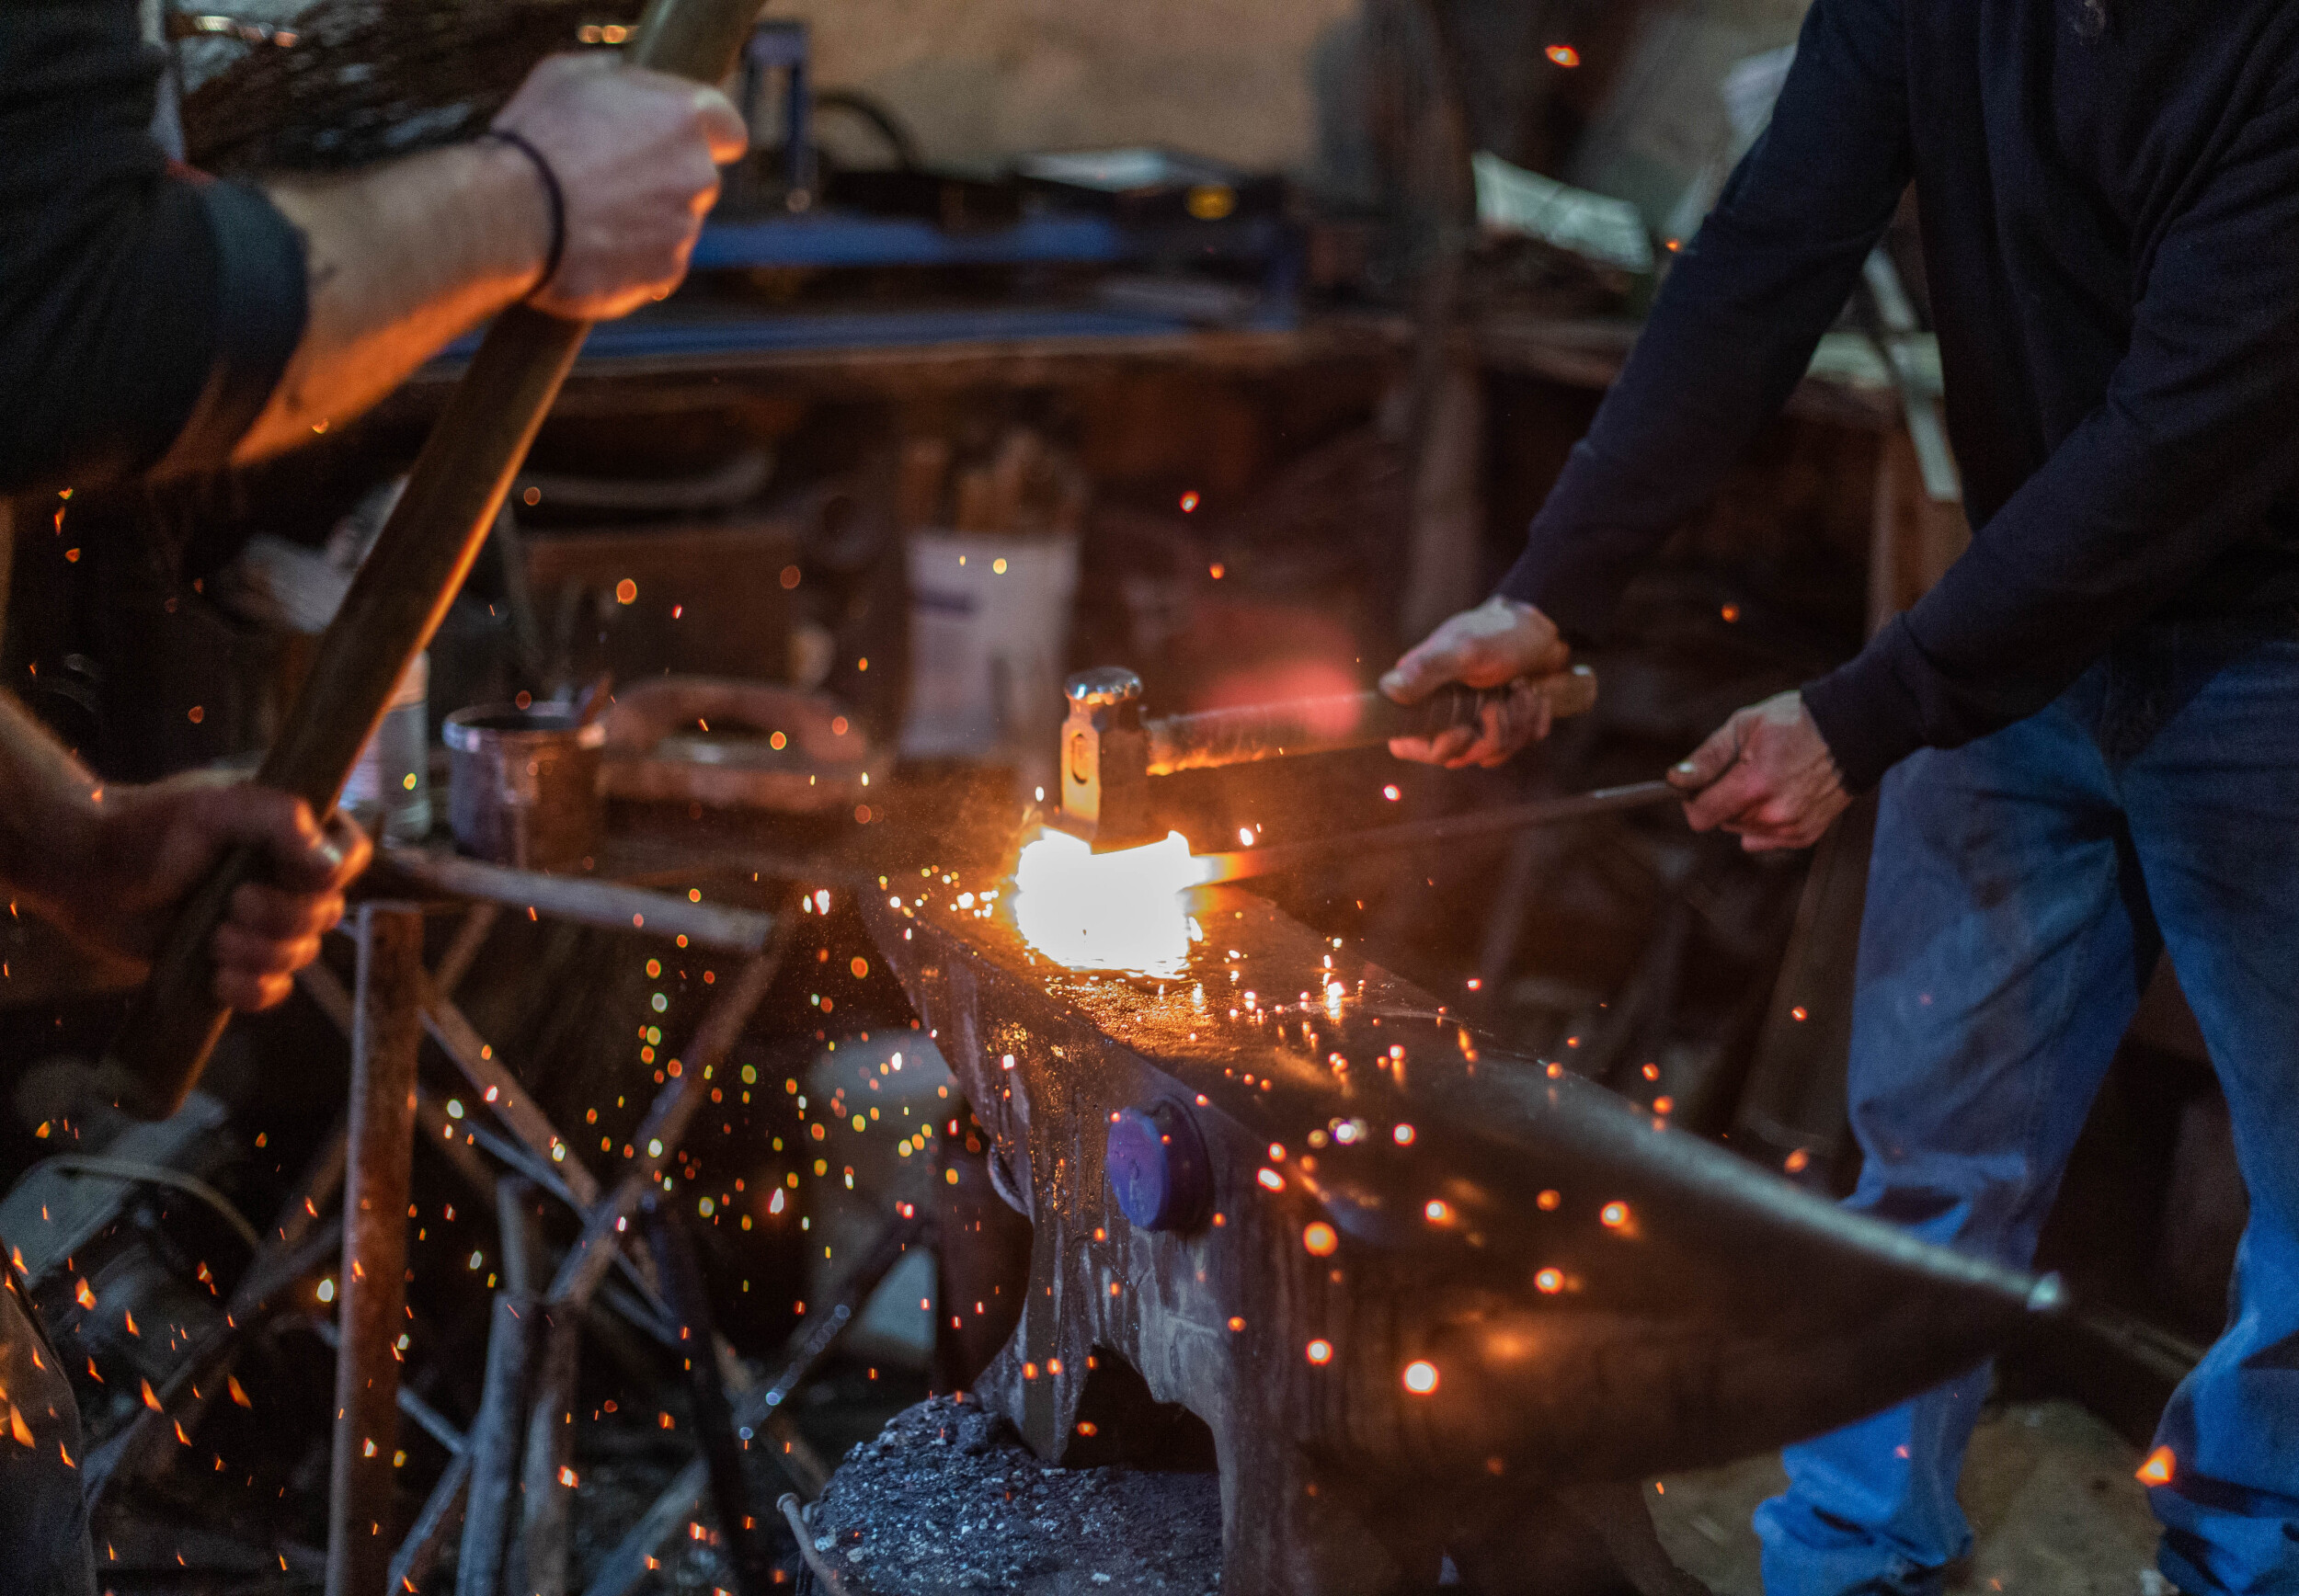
left=1107, top=1101, right=1212, bottom=1232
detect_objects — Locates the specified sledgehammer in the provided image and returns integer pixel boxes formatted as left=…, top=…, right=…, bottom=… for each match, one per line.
left=1055, top=664, right=1600, bottom=852
left=100, top=0, right=766, bottom=1120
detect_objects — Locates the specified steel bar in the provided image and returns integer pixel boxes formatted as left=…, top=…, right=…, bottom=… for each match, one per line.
left=389, top=1450, right=471, bottom=1596
left=499, top=1177, right=545, bottom=1297
left=511, top=1308, right=584, bottom=1596
left=456, top=1293, right=540, bottom=1596
left=1203, top=779, right=1680, bottom=882
left=380, top=843, right=777, bottom=953
left=101, top=0, right=770, bottom=1119
left=327, top=905, right=423, bottom=1596
left=644, top=1193, right=772, bottom=1596
left=421, top=981, right=602, bottom=1207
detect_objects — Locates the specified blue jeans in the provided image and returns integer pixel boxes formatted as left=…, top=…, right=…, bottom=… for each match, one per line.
left=1755, top=613, right=2299, bottom=1596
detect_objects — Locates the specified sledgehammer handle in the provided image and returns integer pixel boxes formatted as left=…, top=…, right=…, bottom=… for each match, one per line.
left=1145, top=665, right=1598, bottom=776
left=101, top=0, right=765, bottom=1121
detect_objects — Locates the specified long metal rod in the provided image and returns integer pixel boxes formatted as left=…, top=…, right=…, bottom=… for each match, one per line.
left=1203, top=779, right=1680, bottom=881
left=326, top=904, right=423, bottom=1596
left=645, top=1194, right=772, bottom=1596
left=378, top=844, right=777, bottom=953
left=456, top=1292, right=539, bottom=1596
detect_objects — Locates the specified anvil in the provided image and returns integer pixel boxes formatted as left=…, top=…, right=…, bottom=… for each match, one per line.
left=862, top=879, right=2062, bottom=1595
left=1054, top=666, right=1601, bottom=851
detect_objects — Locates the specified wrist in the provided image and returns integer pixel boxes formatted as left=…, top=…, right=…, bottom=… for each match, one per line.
left=3, top=770, right=108, bottom=916
left=481, top=129, right=566, bottom=301
left=469, top=132, right=560, bottom=302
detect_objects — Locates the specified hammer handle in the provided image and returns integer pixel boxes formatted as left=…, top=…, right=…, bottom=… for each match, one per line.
left=1145, top=666, right=1597, bottom=777
left=101, top=0, right=764, bottom=1120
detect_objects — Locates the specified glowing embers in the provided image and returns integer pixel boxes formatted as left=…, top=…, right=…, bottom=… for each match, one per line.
left=1011, top=827, right=1214, bottom=977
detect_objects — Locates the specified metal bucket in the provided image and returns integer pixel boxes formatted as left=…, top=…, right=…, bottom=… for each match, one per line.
left=440, top=704, right=605, bottom=870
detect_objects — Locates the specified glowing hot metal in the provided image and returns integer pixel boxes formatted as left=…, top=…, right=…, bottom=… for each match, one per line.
left=1010, top=827, right=1215, bottom=977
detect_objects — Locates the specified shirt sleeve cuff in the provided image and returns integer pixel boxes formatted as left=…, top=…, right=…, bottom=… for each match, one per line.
left=1801, top=616, right=1932, bottom=792
left=157, top=177, right=307, bottom=472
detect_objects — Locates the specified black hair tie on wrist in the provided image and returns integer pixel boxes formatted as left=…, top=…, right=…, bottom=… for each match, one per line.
left=485, top=128, right=566, bottom=299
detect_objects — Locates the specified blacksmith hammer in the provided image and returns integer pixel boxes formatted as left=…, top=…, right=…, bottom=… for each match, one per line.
left=97, top=0, right=767, bottom=1120
left=1055, top=664, right=1599, bottom=851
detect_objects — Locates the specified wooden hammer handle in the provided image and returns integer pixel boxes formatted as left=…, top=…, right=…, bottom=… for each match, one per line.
left=1145, top=665, right=1598, bottom=776
left=101, top=0, right=765, bottom=1120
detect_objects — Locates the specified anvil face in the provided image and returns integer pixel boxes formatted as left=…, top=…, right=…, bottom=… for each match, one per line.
left=862, top=881, right=2059, bottom=1593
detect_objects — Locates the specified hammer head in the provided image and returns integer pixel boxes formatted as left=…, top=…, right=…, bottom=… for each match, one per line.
left=1054, top=667, right=1160, bottom=852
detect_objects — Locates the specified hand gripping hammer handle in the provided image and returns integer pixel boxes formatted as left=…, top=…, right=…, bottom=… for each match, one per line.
left=1145, top=665, right=1599, bottom=775
left=100, top=0, right=766, bottom=1121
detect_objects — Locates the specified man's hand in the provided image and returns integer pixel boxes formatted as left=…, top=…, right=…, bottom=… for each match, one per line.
left=494, top=54, right=749, bottom=321
left=51, top=779, right=371, bottom=1011
left=1379, top=598, right=1573, bottom=767
left=1669, top=690, right=1849, bottom=851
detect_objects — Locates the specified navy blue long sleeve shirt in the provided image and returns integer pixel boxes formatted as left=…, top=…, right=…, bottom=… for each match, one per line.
left=1, top=2, right=307, bottom=496
left=1497, top=0, right=2299, bottom=791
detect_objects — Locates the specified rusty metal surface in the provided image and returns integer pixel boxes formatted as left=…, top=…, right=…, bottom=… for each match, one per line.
left=328, top=904, right=423, bottom=1596
left=861, top=880, right=2061, bottom=1594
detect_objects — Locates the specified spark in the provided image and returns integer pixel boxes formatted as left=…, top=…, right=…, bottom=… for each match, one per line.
left=1306, top=1340, right=1333, bottom=1364
left=2136, top=1446, right=2175, bottom=1486
left=1546, top=43, right=1581, bottom=66
left=1302, top=1223, right=1338, bottom=1257
left=1402, top=1361, right=1440, bottom=1395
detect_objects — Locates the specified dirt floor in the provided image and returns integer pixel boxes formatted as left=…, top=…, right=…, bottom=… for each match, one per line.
left=787, top=1396, right=2160, bottom=1596
left=1648, top=1400, right=2167, bottom=1596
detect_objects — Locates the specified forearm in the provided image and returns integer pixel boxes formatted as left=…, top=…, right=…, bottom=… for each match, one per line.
left=1497, top=0, right=1909, bottom=638
left=0, top=693, right=103, bottom=918
left=232, top=139, right=550, bottom=463
left=1497, top=202, right=1888, bottom=634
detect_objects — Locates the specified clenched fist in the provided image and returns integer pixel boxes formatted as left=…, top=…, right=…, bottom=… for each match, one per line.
left=1380, top=598, right=1573, bottom=768
left=1668, top=690, right=1849, bottom=851
left=38, top=778, right=371, bottom=1011
left=493, top=53, right=749, bottom=321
